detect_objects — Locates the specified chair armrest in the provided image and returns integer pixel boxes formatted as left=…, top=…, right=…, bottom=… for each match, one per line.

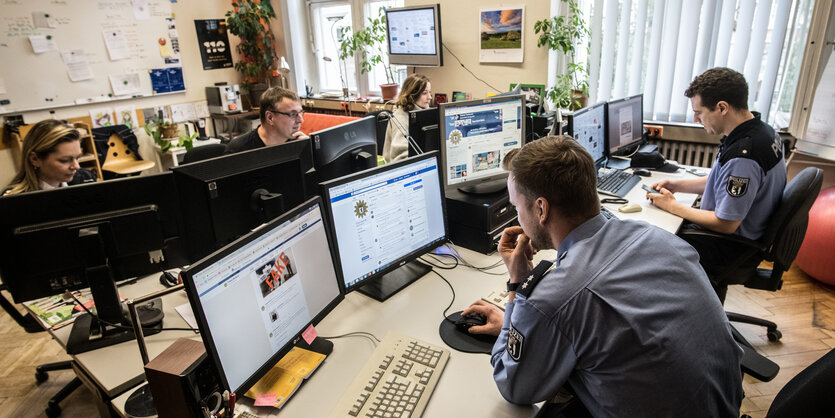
left=678, top=228, right=766, bottom=251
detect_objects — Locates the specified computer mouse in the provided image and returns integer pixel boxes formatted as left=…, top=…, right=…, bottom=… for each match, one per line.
left=633, top=168, right=652, bottom=177
left=454, top=313, right=487, bottom=331
left=618, top=202, right=643, bottom=213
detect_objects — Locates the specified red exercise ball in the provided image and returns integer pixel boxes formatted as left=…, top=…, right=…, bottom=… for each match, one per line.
left=796, top=187, right=835, bottom=285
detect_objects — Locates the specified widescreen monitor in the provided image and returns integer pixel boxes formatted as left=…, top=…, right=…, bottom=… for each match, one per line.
left=607, top=94, right=644, bottom=156
left=0, top=173, right=188, bottom=354
left=172, top=140, right=314, bottom=262
left=385, top=4, right=443, bottom=67
left=321, top=152, right=447, bottom=301
left=408, top=107, right=440, bottom=157
left=310, top=116, right=377, bottom=184
left=180, top=197, right=343, bottom=395
left=439, top=94, right=526, bottom=194
left=570, top=101, right=608, bottom=167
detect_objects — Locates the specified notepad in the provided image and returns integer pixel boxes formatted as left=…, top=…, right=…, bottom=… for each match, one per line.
left=244, top=346, right=326, bottom=408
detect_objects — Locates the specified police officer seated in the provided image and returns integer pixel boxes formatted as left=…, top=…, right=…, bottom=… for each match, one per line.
left=646, top=67, right=787, bottom=301
left=463, top=136, right=744, bottom=417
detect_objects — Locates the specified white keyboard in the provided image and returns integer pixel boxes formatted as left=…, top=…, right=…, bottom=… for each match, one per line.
left=329, top=332, right=449, bottom=418
left=482, top=285, right=511, bottom=311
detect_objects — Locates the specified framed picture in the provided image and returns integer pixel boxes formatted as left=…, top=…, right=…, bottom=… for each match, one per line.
left=510, top=83, right=545, bottom=106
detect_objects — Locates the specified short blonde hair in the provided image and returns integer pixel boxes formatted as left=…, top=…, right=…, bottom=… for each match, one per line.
left=4, top=120, right=80, bottom=195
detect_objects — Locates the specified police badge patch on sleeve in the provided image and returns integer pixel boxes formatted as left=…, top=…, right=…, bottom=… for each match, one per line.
left=507, top=324, right=524, bottom=361
left=726, top=175, right=749, bottom=197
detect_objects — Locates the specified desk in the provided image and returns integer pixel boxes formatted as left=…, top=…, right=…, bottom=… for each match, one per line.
left=101, top=169, right=700, bottom=416
left=599, top=169, right=700, bottom=232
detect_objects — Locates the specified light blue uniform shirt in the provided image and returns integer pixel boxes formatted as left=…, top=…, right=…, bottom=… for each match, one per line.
left=491, top=215, right=744, bottom=417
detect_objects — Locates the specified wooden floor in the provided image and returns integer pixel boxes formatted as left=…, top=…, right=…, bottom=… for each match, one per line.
left=1, top=263, right=833, bottom=418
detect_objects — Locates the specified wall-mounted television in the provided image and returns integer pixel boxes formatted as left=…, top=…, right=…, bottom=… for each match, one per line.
left=385, top=4, right=443, bottom=67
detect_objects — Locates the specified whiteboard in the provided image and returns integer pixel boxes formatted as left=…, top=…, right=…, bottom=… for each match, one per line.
left=0, top=0, right=186, bottom=115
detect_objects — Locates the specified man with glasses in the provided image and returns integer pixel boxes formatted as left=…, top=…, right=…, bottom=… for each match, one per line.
left=225, top=87, right=307, bottom=154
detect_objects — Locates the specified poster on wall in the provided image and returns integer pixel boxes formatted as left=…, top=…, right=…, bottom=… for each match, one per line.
left=479, top=6, right=524, bottom=63
left=195, top=19, right=233, bottom=70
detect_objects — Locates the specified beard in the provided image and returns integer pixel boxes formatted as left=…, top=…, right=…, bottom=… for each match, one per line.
left=527, top=223, right=553, bottom=251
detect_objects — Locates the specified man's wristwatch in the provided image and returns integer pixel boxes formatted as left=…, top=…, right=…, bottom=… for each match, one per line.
left=506, top=280, right=519, bottom=292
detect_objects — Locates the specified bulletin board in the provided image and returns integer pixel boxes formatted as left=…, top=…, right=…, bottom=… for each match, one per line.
left=0, top=0, right=186, bottom=115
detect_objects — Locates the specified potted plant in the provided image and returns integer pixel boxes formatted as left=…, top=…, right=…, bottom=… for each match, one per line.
left=534, top=0, right=590, bottom=110
left=338, top=7, right=399, bottom=100
left=144, top=118, right=195, bottom=153
left=226, top=0, right=280, bottom=106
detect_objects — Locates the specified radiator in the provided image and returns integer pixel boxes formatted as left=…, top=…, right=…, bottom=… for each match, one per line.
left=648, top=139, right=717, bottom=168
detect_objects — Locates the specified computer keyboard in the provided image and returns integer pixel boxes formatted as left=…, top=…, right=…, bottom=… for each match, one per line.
left=600, top=206, right=617, bottom=220
left=329, top=332, right=450, bottom=418
left=597, top=169, right=641, bottom=198
left=482, top=285, right=511, bottom=311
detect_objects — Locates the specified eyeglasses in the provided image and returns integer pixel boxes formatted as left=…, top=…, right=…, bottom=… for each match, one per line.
left=268, top=109, right=305, bottom=120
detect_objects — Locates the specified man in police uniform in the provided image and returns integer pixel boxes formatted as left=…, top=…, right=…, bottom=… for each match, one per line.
left=463, top=136, right=743, bottom=417
left=224, top=87, right=308, bottom=154
left=647, top=67, right=786, bottom=300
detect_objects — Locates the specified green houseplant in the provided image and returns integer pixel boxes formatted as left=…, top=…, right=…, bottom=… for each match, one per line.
left=144, top=118, right=195, bottom=153
left=338, top=7, right=399, bottom=100
left=226, top=0, right=280, bottom=105
left=534, top=0, right=590, bottom=110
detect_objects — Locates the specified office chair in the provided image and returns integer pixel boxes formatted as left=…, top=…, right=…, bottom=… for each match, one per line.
left=366, top=109, right=392, bottom=156
left=181, top=143, right=226, bottom=164
left=763, top=348, right=835, bottom=417
left=0, top=284, right=82, bottom=417
left=100, top=133, right=156, bottom=177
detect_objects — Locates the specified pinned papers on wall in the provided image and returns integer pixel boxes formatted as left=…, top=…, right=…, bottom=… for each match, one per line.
left=90, top=107, right=115, bottom=129
left=109, top=73, right=142, bottom=96
left=61, top=50, right=93, bottom=82
left=102, top=29, right=131, bottom=61
left=115, top=105, right=138, bottom=128
left=148, top=67, right=185, bottom=94
left=32, top=12, right=56, bottom=29
left=29, top=35, right=57, bottom=54
left=193, top=101, right=210, bottom=119
left=132, top=0, right=150, bottom=20
left=170, top=102, right=196, bottom=123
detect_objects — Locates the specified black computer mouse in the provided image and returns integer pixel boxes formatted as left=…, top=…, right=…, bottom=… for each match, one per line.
left=633, top=168, right=652, bottom=177
left=454, top=313, right=487, bottom=331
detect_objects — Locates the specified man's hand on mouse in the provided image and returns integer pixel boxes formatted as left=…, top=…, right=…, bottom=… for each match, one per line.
left=461, top=300, right=503, bottom=336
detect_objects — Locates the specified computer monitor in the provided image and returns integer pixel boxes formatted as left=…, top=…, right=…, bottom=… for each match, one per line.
left=172, top=140, right=314, bottom=262
left=408, top=107, right=440, bottom=157
left=606, top=94, right=644, bottom=156
left=385, top=4, right=443, bottom=67
left=439, top=94, right=526, bottom=194
left=310, top=116, right=377, bottom=184
left=180, top=197, right=343, bottom=395
left=0, top=173, right=188, bottom=354
left=321, top=151, right=447, bottom=301
left=570, top=101, right=608, bottom=168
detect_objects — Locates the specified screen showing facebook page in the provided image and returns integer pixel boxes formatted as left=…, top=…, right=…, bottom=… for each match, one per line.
left=190, top=203, right=340, bottom=392
left=326, top=156, right=445, bottom=289
left=573, top=104, right=606, bottom=163
left=387, top=8, right=437, bottom=55
left=443, top=98, right=523, bottom=186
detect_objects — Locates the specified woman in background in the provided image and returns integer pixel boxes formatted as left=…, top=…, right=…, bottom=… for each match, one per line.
left=3, top=119, right=94, bottom=195
left=383, top=74, right=432, bottom=162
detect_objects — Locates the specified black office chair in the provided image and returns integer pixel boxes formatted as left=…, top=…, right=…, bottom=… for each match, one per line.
left=181, top=143, right=226, bottom=164
left=366, top=110, right=392, bottom=156
left=0, top=284, right=82, bottom=417
left=764, top=348, right=835, bottom=417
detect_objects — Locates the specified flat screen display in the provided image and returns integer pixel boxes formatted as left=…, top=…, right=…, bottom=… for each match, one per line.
left=606, top=94, right=643, bottom=153
left=386, top=5, right=443, bottom=66
left=571, top=101, right=607, bottom=165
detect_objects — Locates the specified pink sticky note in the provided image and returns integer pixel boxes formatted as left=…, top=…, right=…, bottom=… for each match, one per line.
left=302, top=324, right=317, bottom=345
left=254, top=392, right=277, bottom=407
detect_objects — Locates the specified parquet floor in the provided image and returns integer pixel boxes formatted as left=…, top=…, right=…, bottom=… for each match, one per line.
left=1, top=263, right=833, bottom=417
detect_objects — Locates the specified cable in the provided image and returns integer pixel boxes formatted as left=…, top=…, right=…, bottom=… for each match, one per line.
left=430, top=269, right=458, bottom=326
left=376, top=110, right=424, bottom=155
left=442, top=43, right=502, bottom=93
left=445, top=243, right=507, bottom=275
left=321, top=331, right=381, bottom=347
left=68, top=293, right=199, bottom=333
left=418, top=254, right=458, bottom=270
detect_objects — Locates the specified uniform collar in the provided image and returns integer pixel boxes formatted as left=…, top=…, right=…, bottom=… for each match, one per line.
left=721, top=111, right=761, bottom=150
left=555, top=214, right=607, bottom=265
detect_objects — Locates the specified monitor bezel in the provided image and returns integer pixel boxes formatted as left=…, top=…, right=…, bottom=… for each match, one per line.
left=180, top=196, right=345, bottom=395
left=319, top=151, right=448, bottom=295
left=407, top=107, right=440, bottom=157
left=385, top=4, right=443, bottom=67
left=569, top=101, right=609, bottom=166
left=438, top=94, right=527, bottom=192
left=309, top=116, right=378, bottom=183
left=606, top=94, right=644, bottom=154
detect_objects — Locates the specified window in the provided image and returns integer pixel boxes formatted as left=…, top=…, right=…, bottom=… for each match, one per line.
left=561, top=0, right=816, bottom=127
left=309, top=0, right=404, bottom=97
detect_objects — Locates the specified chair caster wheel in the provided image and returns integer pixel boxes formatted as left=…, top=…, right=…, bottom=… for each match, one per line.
left=46, top=402, right=61, bottom=418
left=35, top=370, right=48, bottom=383
left=767, top=329, right=782, bottom=342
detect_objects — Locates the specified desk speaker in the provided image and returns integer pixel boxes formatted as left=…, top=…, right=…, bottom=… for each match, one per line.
left=144, top=338, right=220, bottom=418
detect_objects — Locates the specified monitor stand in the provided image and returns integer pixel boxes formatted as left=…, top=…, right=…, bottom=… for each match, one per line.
left=456, top=178, right=507, bottom=195
left=357, top=260, right=432, bottom=302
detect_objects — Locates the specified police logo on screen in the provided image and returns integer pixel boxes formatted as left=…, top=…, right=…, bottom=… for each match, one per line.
left=726, top=175, right=749, bottom=197
left=507, top=324, right=525, bottom=361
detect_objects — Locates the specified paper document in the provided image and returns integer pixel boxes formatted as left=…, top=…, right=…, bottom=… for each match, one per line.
left=115, top=105, right=138, bottom=128
left=29, top=35, right=57, bottom=54
left=170, top=103, right=196, bottom=123
left=132, top=0, right=150, bottom=20
left=62, top=50, right=93, bottom=82
left=102, top=29, right=131, bottom=61
left=245, top=347, right=326, bottom=408
left=175, top=302, right=198, bottom=329
left=32, top=12, right=56, bottom=29
left=109, top=73, right=142, bottom=96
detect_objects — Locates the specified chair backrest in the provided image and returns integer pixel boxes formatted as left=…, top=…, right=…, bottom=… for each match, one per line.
left=101, top=133, right=155, bottom=176
left=181, top=143, right=226, bottom=165
left=759, top=167, right=823, bottom=272
left=766, top=348, right=835, bottom=417
left=365, top=110, right=392, bottom=155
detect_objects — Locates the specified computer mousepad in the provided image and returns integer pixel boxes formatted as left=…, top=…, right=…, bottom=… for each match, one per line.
left=439, top=311, right=497, bottom=354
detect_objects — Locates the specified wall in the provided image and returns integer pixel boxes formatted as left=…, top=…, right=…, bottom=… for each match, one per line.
left=0, top=0, right=289, bottom=186
left=402, top=0, right=550, bottom=100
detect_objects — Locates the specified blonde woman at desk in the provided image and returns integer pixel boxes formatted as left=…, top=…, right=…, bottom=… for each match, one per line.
left=3, top=120, right=95, bottom=196
left=383, top=74, right=432, bottom=162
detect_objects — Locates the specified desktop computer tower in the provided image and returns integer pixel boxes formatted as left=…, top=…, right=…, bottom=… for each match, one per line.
left=445, top=189, right=517, bottom=254
left=144, top=338, right=220, bottom=418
